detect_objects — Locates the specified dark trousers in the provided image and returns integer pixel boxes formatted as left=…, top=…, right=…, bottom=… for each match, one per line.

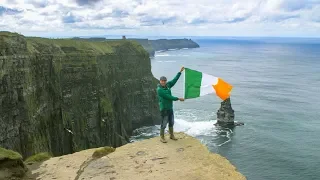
left=161, top=109, right=174, bottom=130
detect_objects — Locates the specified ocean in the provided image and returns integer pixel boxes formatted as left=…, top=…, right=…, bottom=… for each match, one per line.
left=130, top=37, right=320, bottom=180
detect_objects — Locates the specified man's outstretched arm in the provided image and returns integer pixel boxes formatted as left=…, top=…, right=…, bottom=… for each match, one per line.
left=157, top=88, right=179, bottom=101
left=167, top=67, right=185, bottom=88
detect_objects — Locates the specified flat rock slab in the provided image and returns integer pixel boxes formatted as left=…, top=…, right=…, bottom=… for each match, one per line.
left=79, top=133, right=245, bottom=180
left=29, top=148, right=97, bottom=180
left=28, top=133, right=245, bottom=180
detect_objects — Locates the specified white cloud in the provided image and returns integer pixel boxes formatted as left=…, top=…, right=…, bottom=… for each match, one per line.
left=0, top=0, right=320, bottom=37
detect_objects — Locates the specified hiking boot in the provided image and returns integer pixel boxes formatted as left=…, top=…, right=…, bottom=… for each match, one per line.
left=160, top=129, right=167, bottom=143
left=169, top=127, right=178, bottom=140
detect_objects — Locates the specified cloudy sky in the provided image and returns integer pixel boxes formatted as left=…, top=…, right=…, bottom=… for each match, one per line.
left=1, top=0, right=320, bottom=37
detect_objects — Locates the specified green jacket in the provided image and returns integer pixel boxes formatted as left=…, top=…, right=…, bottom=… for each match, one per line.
left=157, top=72, right=181, bottom=111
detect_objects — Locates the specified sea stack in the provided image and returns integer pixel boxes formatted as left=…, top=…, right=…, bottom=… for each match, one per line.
left=216, top=98, right=244, bottom=126
left=216, top=98, right=235, bottom=126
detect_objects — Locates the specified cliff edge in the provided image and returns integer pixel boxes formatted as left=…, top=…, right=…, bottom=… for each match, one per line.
left=26, top=133, right=246, bottom=180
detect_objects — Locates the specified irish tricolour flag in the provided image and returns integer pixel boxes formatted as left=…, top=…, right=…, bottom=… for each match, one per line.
left=184, top=68, right=232, bottom=100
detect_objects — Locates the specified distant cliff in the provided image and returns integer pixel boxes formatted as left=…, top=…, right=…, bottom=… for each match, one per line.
left=150, top=39, right=200, bottom=51
left=72, top=37, right=200, bottom=57
left=0, top=32, right=161, bottom=158
left=131, top=38, right=200, bottom=57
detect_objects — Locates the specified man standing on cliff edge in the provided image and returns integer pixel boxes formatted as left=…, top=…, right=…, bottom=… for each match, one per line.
left=157, top=67, right=185, bottom=143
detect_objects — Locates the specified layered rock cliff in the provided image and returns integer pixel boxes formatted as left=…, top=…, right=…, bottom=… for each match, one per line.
left=0, top=32, right=161, bottom=158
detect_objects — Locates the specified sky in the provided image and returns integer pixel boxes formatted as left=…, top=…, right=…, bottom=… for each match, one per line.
left=1, top=0, right=320, bottom=37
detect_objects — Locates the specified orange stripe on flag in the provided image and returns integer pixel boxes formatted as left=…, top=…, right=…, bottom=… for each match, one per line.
left=212, top=78, right=233, bottom=100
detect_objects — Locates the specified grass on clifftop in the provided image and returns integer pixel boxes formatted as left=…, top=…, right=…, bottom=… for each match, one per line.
left=26, top=37, right=115, bottom=54
left=0, top=147, right=22, bottom=160
left=25, top=152, right=52, bottom=163
left=1, top=31, right=148, bottom=56
left=92, top=147, right=115, bottom=159
left=0, top=31, right=21, bottom=36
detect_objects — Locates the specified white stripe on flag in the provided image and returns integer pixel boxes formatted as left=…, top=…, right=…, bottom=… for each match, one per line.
left=200, top=73, right=218, bottom=96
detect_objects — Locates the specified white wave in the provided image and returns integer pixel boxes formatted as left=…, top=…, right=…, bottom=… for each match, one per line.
left=156, top=60, right=176, bottom=63
left=155, top=53, right=189, bottom=57
left=155, top=54, right=170, bottom=57
left=182, top=48, right=189, bottom=50
left=173, top=118, right=233, bottom=147
left=168, top=48, right=179, bottom=51
left=174, top=118, right=217, bottom=137
left=217, top=128, right=233, bottom=146
left=130, top=117, right=233, bottom=147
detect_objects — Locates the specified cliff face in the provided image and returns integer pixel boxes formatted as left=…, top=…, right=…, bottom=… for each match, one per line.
left=128, top=39, right=155, bottom=57
left=0, top=32, right=161, bottom=158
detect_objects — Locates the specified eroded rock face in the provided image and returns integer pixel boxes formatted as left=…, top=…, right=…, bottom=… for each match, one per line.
left=0, top=32, right=161, bottom=158
left=216, top=98, right=235, bottom=126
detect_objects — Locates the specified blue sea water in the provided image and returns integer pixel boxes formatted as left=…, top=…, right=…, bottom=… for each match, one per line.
left=131, top=37, right=320, bottom=180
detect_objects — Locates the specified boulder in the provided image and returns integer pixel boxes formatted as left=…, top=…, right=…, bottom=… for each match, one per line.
left=0, top=147, right=27, bottom=180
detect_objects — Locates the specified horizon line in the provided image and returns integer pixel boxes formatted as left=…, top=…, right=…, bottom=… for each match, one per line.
left=2, top=31, right=320, bottom=39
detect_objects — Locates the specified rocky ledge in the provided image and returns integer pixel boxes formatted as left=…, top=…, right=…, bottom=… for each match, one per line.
left=25, top=133, right=245, bottom=180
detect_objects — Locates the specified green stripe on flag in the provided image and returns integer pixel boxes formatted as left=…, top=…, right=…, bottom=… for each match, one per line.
left=184, top=68, right=202, bottom=99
